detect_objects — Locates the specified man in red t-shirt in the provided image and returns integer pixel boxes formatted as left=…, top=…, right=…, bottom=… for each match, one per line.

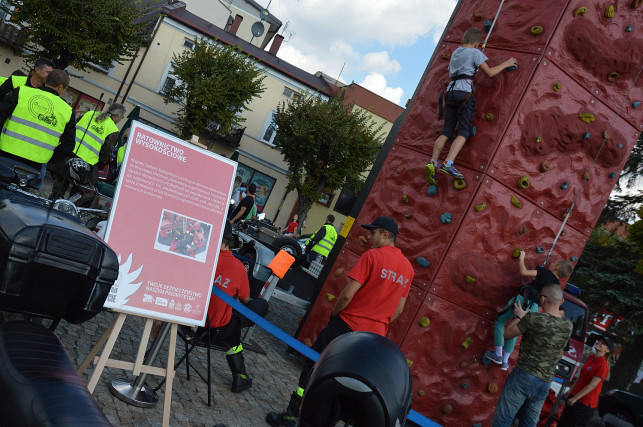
left=197, top=222, right=268, bottom=393
left=267, top=216, right=415, bottom=427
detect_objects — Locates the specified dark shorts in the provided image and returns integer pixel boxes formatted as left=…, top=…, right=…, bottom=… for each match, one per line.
left=442, top=90, right=476, bottom=139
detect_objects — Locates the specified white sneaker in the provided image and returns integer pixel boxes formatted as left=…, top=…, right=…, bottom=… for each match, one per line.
left=501, top=362, right=509, bottom=371
left=484, top=350, right=503, bottom=365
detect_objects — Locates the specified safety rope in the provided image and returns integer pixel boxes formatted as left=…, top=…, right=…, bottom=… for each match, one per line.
left=481, top=0, right=506, bottom=51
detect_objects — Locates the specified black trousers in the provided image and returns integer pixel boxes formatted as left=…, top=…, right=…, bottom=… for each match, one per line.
left=558, top=400, right=595, bottom=427
left=195, top=298, right=268, bottom=349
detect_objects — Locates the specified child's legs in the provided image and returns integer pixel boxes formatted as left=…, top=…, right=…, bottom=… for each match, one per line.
left=503, top=296, right=539, bottom=354
left=446, top=135, right=467, bottom=162
left=495, top=297, right=516, bottom=347
left=432, top=135, right=449, bottom=161
left=433, top=91, right=460, bottom=160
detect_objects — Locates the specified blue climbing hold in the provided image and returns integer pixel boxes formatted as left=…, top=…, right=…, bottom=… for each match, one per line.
left=583, top=132, right=591, bottom=139
left=427, top=185, right=438, bottom=196
left=626, top=26, right=633, bottom=32
left=417, top=257, right=430, bottom=268
left=536, top=247, right=545, bottom=254
left=461, top=383, right=469, bottom=389
left=571, top=256, right=578, bottom=262
left=505, top=65, right=517, bottom=71
left=440, top=212, right=452, bottom=224
left=609, top=172, right=617, bottom=178
left=484, top=20, right=492, bottom=33
left=617, top=143, right=623, bottom=148
left=471, top=126, right=477, bottom=136
left=561, top=182, right=569, bottom=190
left=633, top=101, right=641, bottom=108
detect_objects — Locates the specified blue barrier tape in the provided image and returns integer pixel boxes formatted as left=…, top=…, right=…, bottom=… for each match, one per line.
left=553, top=376, right=564, bottom=384
left=211, top=286, right=440, bottom=427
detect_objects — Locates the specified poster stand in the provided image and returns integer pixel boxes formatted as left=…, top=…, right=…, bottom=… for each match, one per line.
left=79, top=312, right=178, bottom=427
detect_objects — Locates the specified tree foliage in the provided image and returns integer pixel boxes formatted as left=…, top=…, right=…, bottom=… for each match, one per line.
left=163, top=37, right=266, bottom=139
left=600, top=135, right=642, bottom=223
left=3, top=0, right=160, bottom=70
left=272, top=94, right=384, bottom=217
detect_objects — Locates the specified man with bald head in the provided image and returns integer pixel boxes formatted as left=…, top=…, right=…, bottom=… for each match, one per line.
left=492, top=283, right=573, bottom=427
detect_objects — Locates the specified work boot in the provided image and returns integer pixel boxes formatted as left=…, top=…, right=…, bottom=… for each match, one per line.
left=225, top=352, right=252, bottom=393
left=266, top=391, right=301, bottom=427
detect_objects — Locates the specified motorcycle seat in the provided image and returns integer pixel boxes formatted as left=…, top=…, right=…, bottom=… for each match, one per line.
left=0, top=321, right=111, bottom=426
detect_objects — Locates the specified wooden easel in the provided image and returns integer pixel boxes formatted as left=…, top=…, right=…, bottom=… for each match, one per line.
left=79, top=311, right=178, bottom=427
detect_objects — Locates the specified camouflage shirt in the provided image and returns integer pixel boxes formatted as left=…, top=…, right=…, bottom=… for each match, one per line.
left=516, top=312, right=573, bottom=382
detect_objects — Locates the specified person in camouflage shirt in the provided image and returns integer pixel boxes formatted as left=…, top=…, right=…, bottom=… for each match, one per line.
left=492, top=283, right=573, bottom=427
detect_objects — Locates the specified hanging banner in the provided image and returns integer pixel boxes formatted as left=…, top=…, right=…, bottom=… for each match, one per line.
left=103, top=121, right=236, bottom=326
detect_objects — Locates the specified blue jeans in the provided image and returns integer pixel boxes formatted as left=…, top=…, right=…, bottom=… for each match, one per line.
left=494, top=295, right=539, bottom=354
left=492, top=367, right=550, bottom=427
left=306, top=251, right=320, bottom=263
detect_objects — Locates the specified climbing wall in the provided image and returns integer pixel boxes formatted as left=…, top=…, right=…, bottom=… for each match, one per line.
left=299, top=1, right=642, bottom=425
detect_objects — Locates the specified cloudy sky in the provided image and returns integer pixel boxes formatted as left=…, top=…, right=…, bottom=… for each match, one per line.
left=265, top=0, right=458, bottom=106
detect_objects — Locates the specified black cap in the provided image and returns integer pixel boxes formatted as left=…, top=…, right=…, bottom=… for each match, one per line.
left=248, top=183, right=257, bottom=194
left=361, top=216, right=398, bottom=235
left=599, top=335, right=614, bottom=353
left=223, top=221, right=233, bottom=239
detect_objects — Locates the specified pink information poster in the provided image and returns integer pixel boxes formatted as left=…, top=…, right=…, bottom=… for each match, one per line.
left=103, top=121, right=236, bottom=326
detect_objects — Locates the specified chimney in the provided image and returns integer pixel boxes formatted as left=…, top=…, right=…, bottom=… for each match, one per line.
left=269, top=34, right=284, bottom=55
left=229, top=14, right=243, bottom=35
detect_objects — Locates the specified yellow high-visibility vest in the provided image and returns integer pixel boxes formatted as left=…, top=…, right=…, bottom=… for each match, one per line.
left=74, top=111, right=118, bottom=165
left=306, top=224, right=338, bottom=257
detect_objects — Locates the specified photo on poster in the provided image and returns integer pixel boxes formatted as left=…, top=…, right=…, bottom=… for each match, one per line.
left=154, top=209, right=213, bottom=263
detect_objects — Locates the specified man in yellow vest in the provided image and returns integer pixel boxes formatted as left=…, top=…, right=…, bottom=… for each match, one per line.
left=0, top=69, right=75, bottom=189
left=0, top=58, right=55, bottom=100
left=305, top=214, right=338, bottom=263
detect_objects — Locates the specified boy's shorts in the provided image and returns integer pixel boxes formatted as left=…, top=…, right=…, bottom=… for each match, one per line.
left=441, top=90, right=476, bottom=139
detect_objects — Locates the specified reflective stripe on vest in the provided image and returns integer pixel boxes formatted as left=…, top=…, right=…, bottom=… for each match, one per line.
left=307, top=224, right=338, bottom=257
left=0, top=86, right=71, bottom=163
left=74, top=112, right=118, bottom=165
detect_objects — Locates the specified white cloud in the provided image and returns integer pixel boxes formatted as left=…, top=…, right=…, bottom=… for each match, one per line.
left=359, top=73, right=404, bottom=105
left=360, top=52, right=401, bottom=76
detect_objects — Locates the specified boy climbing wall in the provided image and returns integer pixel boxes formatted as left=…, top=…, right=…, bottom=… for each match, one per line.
left=425, top=27, right=517, bottom=183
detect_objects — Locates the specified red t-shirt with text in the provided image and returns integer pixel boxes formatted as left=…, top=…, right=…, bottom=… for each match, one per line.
left=340, top=245, right=414, bottom=336
left=572, top=354, right=609, bottom=408
left=207, top=250, right=249, bottom=328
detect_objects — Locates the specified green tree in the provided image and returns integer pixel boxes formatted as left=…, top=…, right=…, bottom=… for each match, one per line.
left=2, top=0, right=160, bottom=70
left=163, top=37, right=266, bottom=139
left=272, top=94, right=384, bottom=222
left=600, top=136, right=642, bottom=223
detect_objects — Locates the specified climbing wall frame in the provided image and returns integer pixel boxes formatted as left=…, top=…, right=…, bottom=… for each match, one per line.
left=299, top=1, right=642, bottom=425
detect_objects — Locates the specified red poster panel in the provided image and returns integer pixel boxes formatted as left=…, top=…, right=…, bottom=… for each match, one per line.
left=103, top=121, right=236, bottom=326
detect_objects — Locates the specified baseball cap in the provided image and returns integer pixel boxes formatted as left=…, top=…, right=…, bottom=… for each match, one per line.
left=223, top=221, right=233, bottom=239
left=361, top=216, right=398, bottom=235
left=599, top=335, right=614, bottom=353
left=248, top=183, right=257, bottom=194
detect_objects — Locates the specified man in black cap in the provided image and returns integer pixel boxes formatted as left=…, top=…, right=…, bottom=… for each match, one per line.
left=229, top=182, right=256, bottom=224
left=267, top=216, right=415, bottom=427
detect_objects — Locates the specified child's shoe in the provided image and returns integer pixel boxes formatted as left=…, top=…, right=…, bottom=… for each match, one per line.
left=424, top=163, right=437, bottom=186
left=439, top=163, right=464, bottom=179
left=484, top=350, right=503, bottom=365
left=501, top=361, right=509, bottom=371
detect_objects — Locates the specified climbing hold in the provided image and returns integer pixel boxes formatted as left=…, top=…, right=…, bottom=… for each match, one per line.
left=583, top=170, right=590, bottom=180
left=417, top=389, right=426, bottom=397
left=633, top=101, right=641, bottom=108
left=419, top=317, right=430, bottom=327
left=626, top=25, right=633, bottom=32
left=512, top=248, right=522, bottom=258
left=483, top=20, right=492, bottom=33
left=460, top=361, right=468, bottom=368
left=553, top=83, right=562, bottom=92
left=505, top=65, right=518, bottom=71
left=540, top=161, right=550, bottom=172
left=441, top=53, right=451, bottom=60
left=561, top=231, right=566, bottom=236
left=607, top=71, right=619, bottom=81
left=561, top=208, right=571, bottom=219
left=325, top=293, right=335, bottom=302
left=486, top=113, right=495, bottom=121
left=334, top=268, right=344, bottom=277
left=473, top=424, right=483, bottom=427
left=473, top=11, right=483, bottom=21
left=535, top=136, right=543, bottom=143
left=462, top=337, right=474, bottom=348
left=405, top=212, right=412, bottom=218
left=461, top=383, right=469, bottom=389
left=536, top=247, right=545, bottom=254
left=583, top=132, right=591, bottom=139
left=358, top=235, right=367, bottom=247
left=440, top=212, right=452, bottom=224
left=571, top=256, right=578, bottom=262
left=454, top=179, right=467, bottom=190
left=530, top=26, right=544, bottom=35
left=519, top=227, right=529, bottom=235
left=633, top=0, right=642, bottom=9
left=617, top=143, right=623, bottom=148
left=396, top=166, right=404, bottom=174
left=471, top=126, right=477, bottom=136
left=573, top=6, right=588, bottom=17
left=561, top=182, right=569, bottom=190
left=579, top=112, right=595, bottom=124
left=435, top=129, right=442, bottom=137
left=609, top=172, right=617, bottom=178
left=401, top=194, right=409, bottom=203
left=511, top=195, right=523, bottom=208
left=474, top=203, right=486, bottom=212
left=444, top=79, right=450, bottom=87
left=427, top=185, right=438, bottom=197
left=442, top=404, right=453, bottom=415
left=605, top=5, right=615, bottom=18
left=487, top=383, right=499, bottom=393
left=417, top=257, right=431, bottom=268
left=407, top=359, right=413, bottom=368
left=465, top=275, right=476, bottom=284
left=516, top=175, right=530, bottom=189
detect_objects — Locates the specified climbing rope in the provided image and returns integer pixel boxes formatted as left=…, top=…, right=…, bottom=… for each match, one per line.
left=542, top=61, right=643, bottom=267
left=481, top=0, right=506, bottom=51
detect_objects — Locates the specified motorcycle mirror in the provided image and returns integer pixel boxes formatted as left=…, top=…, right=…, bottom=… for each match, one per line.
left=257, top=213, right=266, bottom=221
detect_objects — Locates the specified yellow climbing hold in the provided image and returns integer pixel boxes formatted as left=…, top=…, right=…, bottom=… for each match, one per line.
left=553, top=83, right=562, bottom=92
left=535, top=136, right=542, bottom=143
left=573, top=6, right=588, bottom=17
left=325, top=293, right=335, bottom=302
left=486, top=113, right=495, bottom=121
left=511, top=195, right=523, bottom=208
left=465, top=275, right=476, bottom=284
left=402, top=194, right=409, bottom=203
left=531, top=25, right=544, bottom=35
left=419, top=317, right=430, bottom=327
left=512, top=248, right=523, bottom=258
left=407, top=359, right=414, bottom=368
left=579, top=112, right=595, bottom=124
left=604, top=4, right=615, bottom=18
left=454, top=178, right=467, bottom=190
left=517, top=175, right=530, bottom=189
left=418, top=390, right=426, bottom=397
left=462, top=337, right=474, bottom=348
left=474, top=203, right=486, bottom=212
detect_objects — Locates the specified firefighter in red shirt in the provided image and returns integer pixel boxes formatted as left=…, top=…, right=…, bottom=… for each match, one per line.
left=267, top=216, right=415, bottom=427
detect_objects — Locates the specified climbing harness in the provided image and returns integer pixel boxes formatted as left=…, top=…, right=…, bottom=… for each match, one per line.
left=438, top=74, right=475, bottom=120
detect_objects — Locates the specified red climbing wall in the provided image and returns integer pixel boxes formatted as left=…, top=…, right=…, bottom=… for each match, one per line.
left=299, top=0, right=642, bottom=425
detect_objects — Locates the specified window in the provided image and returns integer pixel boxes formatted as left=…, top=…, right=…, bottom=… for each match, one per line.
left=160, top=76, right=177, bottom=94
left=259, top=110, right=277, bottom=145
left=234, top=163, right=276, bottom=212
left=182, top=38, right=195, bottom=50
left=333, top=186, right=358, bottom=216
left=0, top=0, right=11, bottom=21
left=282, top=87, right=301, bottom=101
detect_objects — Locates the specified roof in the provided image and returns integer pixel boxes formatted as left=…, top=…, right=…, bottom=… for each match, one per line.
left=165, top=4, right=334, bottom=96
left=337, top=83, right=404, bottom=123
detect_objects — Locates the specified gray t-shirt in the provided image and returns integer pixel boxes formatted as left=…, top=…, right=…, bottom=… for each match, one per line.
left=448, top=46, right=488, bottom=92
